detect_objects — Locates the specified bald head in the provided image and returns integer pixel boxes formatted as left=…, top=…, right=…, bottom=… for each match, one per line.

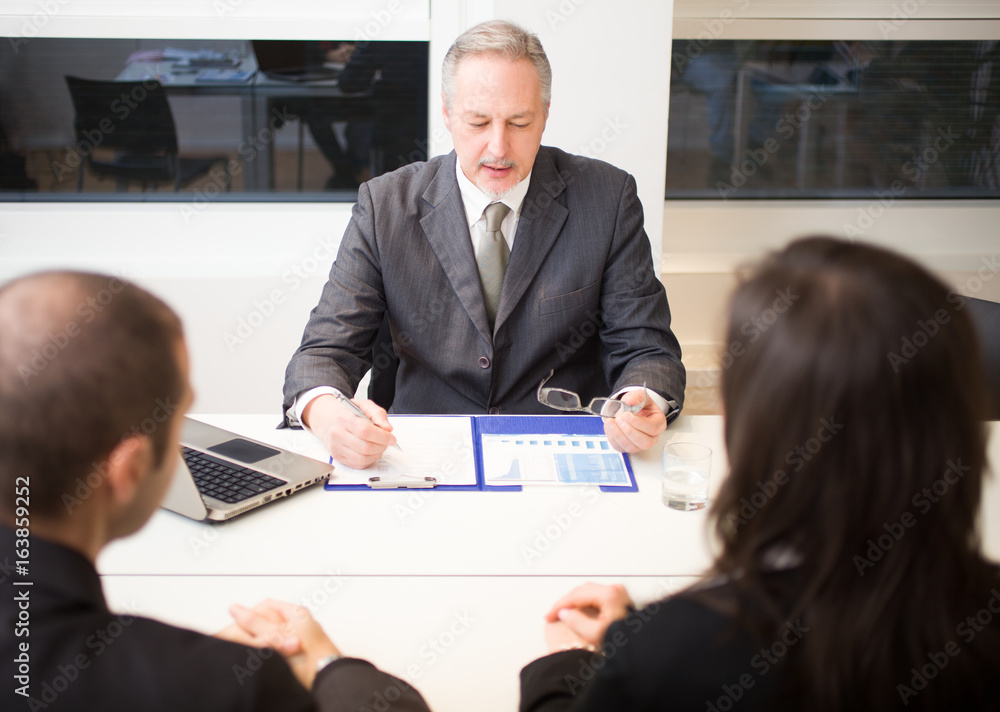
left=0, top=273, right=116, bottom=386
left=0, top=271, right=185, bottom=518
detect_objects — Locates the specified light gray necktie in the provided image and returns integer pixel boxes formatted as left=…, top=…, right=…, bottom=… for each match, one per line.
left=477, top=202, right=511, bottom=329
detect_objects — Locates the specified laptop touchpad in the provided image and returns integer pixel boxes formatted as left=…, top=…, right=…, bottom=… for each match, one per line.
left=208, top=439, right=280, bottom=464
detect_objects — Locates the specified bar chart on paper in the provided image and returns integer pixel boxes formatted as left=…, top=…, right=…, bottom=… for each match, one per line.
left=481, top=434, right=632, bottom=486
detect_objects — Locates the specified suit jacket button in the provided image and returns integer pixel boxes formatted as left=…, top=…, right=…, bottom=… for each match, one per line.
left=488, top=407, right=500, bottom=415
left=478, top=356, right=490, bottom=368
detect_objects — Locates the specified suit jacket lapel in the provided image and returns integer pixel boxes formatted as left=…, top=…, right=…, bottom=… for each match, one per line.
left=496, top=148, right=569, bottom=330
left=419, top=155, right=493, bottom=343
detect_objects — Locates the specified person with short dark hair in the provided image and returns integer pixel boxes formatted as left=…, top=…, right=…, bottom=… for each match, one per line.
left=519, top=237, right=1000, bottom=711
left=0, top=271, right=431, bottom=712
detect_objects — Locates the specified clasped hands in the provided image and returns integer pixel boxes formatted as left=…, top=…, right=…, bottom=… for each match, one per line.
left=543, top=582, right=635, bottom=654
left=215, top=599, right=341, bottom=690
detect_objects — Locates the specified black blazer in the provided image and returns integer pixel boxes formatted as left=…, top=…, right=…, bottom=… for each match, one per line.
left=519, top=576, right=1000, bottom=711
left=1, top=525, right=430, bottom=712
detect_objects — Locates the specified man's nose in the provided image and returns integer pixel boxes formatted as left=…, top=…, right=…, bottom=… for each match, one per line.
left=486, top=123, right=510, bottom=158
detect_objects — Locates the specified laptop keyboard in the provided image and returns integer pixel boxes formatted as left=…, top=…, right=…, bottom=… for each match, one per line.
left=182, top=447, right=285, bottom=504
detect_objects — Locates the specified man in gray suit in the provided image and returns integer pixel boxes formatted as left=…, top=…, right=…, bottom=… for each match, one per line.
left=283, top=20, right=685, bottom=469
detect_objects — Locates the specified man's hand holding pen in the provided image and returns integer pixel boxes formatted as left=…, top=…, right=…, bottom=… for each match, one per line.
left=302, top=391, right=399, bottom=469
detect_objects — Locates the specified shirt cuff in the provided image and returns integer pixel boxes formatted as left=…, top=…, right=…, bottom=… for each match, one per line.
left=289, top=386, right=342, bottom=430
left=611, top=386, right=679, bottom=421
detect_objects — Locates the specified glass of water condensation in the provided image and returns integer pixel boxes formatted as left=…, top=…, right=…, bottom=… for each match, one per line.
left=662, top=442, right=712, bottom=511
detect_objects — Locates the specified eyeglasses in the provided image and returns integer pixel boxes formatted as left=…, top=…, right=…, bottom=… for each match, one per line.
left=536, top=370, right=646, bottom=419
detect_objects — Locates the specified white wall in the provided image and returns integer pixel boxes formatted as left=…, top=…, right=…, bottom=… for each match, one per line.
left=489, top=0, right=672, bottom=259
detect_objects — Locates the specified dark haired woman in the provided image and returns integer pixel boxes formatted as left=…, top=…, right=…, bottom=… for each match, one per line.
left=520, top=237, right=1000, bottom=711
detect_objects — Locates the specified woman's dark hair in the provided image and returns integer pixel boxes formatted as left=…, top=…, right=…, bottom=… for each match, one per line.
left=705, top=236, right=999, bottom=709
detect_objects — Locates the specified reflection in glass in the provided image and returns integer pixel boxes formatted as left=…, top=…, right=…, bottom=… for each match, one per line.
left=666, top=40, right=1000, bottom=199
left=0, top=38, right=428, bottom=200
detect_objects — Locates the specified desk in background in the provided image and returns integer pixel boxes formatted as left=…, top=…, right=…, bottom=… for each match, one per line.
left=98, top=415, right=1000, bottom=712
left=116, top=54, right=366, bottom=191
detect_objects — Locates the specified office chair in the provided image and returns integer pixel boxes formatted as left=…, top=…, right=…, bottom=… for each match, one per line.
left=967, top=296, right=1000, bottom=420
left=367, top=313, right=398, bottom=411
left=64, top=76, right=231, bottom=192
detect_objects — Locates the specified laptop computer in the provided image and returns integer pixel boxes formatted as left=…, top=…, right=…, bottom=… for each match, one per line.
left=162, top=417, right=333, bottom=521
left=251, top=40, right=341, bottom=83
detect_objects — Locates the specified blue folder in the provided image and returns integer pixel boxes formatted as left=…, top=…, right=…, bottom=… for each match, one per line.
left=323, top=414, right=637, bottom=492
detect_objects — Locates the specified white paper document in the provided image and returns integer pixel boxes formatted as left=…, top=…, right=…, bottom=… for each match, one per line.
left=327, top=416, right=478, bottom=487
left=481, top=434, right=632, bottom=487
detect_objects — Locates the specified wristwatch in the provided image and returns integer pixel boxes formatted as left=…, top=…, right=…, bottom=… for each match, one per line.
left=315, top=652, right=343, bottom=674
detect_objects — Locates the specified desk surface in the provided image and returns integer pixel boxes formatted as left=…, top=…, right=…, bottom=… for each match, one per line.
left=99, top=414, right=728, bottom=578
left=98, top=415, right=1000, bottom=712
left=117, top=59, right=353, bottom=96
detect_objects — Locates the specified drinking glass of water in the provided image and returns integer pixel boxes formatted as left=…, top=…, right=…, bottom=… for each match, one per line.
left=662, top=442, right=712, bottom=511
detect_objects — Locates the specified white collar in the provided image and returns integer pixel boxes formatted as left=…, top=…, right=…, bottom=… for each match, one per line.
left=454, top=155, right=532, bottom=228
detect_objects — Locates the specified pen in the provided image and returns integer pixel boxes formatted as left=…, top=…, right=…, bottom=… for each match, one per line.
left=333, top=390, right=403, bottom=453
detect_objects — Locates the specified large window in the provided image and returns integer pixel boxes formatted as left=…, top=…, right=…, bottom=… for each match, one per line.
left=666, top=39, right=1000, bottom=199
left=0, top=38, right=428, bottom=200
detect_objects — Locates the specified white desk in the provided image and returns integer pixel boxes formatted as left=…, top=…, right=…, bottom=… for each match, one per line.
left=97, top=415, right=1000, bottom=712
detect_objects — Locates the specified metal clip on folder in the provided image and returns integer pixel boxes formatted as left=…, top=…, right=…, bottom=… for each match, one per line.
left=367, top=476, right=437, bottom=489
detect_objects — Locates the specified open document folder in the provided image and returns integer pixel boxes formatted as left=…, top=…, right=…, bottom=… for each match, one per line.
left=324, top=415, right=637, bottom=491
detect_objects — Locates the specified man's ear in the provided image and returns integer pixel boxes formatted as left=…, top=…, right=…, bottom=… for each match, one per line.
left=442, top=92, right=453, bottom=132
left=104, top=435, right=153, bottom=508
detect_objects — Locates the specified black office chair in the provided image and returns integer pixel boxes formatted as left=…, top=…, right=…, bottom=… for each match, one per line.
left=367, top=312, right=398, bottom=411
left=967, top=296, right=1000, bottom=420
left=64, top=76, right=231, bottom=192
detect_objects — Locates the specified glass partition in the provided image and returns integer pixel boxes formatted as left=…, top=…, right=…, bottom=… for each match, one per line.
left=666, top=39, right=1000, bottom=199
left=0, top=38, right=429, bottom=201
